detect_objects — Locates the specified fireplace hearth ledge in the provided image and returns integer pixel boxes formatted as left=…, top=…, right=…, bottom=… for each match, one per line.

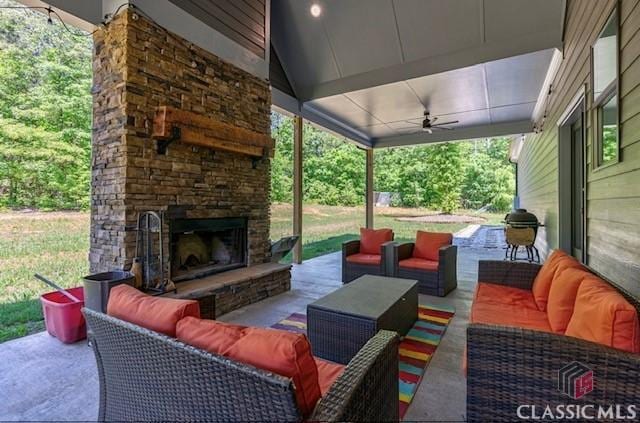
left=162, top=263, right=292, bottom=318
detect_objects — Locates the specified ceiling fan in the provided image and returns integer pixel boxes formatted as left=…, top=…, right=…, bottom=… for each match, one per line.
left=406, top=111, right=459, bottom=134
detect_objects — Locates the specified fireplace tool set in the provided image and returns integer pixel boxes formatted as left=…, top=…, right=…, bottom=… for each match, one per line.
left=135, top=211, right=175, bottom=294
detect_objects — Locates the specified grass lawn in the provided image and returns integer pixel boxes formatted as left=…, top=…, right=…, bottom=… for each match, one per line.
left=0, top=205, right=502, bottom=343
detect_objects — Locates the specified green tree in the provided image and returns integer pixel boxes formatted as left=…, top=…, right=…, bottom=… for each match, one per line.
left=0, top=0, right=92, bottom=209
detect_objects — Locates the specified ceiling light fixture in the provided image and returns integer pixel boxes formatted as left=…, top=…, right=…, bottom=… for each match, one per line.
left=310, top=3, right=322, bottom=18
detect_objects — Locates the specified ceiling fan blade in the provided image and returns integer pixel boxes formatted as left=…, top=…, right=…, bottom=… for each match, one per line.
left=432, top=120, right=459, bottom=127
left=432, top=126, right=453, bottom=130
left=430, top=116, right=438, bottom=124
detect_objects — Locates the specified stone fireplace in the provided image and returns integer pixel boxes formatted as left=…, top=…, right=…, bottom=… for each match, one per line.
left=90, top=9, right=290, bottom=316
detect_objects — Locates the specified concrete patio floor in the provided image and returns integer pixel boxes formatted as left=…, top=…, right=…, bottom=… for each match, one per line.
left=0, top=226, right=505, bottom=422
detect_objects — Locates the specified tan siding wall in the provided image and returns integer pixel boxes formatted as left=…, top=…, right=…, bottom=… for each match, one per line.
left=518, top=0, right=640, bottom=295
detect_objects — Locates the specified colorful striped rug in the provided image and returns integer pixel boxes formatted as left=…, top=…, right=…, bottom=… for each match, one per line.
left=271, top=303, right=455, bottom=420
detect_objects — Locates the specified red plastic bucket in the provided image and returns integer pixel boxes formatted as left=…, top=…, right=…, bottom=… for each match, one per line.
left=40, top=287, right=87, bottom=344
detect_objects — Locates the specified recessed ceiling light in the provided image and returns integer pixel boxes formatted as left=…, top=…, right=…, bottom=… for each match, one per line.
left=310, top=4, right=322, bottom=18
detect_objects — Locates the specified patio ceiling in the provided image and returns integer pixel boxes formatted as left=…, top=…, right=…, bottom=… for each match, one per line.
left=271, top=0, right=565, bottom=148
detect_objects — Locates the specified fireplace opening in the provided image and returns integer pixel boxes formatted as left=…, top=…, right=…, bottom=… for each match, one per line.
left=170, top=217, right=247, bottom=282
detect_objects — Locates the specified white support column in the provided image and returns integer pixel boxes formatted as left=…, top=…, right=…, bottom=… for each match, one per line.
left=365, top=148, right=374, bottom=229
left=292, top=116, right=303, bottom=264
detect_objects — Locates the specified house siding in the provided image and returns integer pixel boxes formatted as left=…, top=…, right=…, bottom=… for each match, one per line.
left=518, top=0, right=640, bottom=295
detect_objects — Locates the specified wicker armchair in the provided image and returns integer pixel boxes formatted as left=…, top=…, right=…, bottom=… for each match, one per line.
left=342, top=239, right=395, bottom=283
left=467, top=260, right=640, bottom=422
left=389, top=243, right=457, bottom=296
left=84, top=309, right=399, bottom=422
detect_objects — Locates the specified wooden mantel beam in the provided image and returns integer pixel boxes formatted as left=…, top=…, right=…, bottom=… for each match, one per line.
left=152, top=106, right=275, bottom=157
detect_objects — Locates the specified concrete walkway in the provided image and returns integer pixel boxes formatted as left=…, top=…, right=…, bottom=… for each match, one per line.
left=0, top=226, right=505, bottom=422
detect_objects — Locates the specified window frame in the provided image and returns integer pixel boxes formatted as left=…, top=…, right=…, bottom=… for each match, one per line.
left=591, top=5, right=620, bottom=170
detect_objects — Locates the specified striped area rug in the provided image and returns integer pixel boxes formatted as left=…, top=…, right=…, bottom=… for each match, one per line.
left=271, top=303, right=455, bottom=420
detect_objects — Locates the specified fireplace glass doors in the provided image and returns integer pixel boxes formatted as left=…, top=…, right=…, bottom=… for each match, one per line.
left=170, top=217, right=247, bottom=282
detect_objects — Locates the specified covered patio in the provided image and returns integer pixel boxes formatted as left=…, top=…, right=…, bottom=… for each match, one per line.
left=0, top=228, right=504, bottom=421
left=2, top=0, right=640, bottom=421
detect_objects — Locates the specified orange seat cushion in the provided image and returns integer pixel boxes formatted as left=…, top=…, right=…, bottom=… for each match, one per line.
left=546, top=267, right=591, bottom=333
left=223, top=327, right=321, bottom=417
left=314, top=357, right=346, bottom=397
left=107, top=284, right=200, bottom=337
left=399, top=257, right=439, bottom=271
left=413, top=231, right=453, bottom=261
left=531, top=250, right=578, bottom=311
left=176, top=317, right=246, bottom=353
left=346, top=253, right=381, bottom=265
left=473, top=282, right=539, bottom=310
left=470, top=301, right=552, bottom=333
left=359, top=228, right=393, bottom=255
left=565, top=277, right=640, bottom=353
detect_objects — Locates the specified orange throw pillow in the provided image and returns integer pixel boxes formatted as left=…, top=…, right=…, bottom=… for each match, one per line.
left=177, top=317, right=246, bottom=354
left=106, top=284, right=200, bottom=337
left=413, top=231, right=453, bottom=261
left=565, top=277, right=640, bottom=353
left=531, top=250, right=571, bottom=311
left=546, top=267, right=591, bottom=333
left=359, top=228, right=393, bottom=255
left=224, top=327, right=321, bottom=417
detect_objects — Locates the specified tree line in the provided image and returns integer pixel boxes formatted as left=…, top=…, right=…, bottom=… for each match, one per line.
left=271, top=113, right=515, bottom=213
left=0, top=2, right=514, bottom=213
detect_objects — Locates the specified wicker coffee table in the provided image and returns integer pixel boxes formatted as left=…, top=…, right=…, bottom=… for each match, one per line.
left=307, top=275, right=418, bottom=364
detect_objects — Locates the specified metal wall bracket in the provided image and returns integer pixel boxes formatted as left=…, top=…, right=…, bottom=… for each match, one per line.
left=157, top=126, right=181, bottom=155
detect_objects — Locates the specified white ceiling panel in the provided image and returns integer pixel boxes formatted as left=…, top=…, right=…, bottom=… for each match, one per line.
left=322, top=0, right=403, bottom=77
left=489, top=102, right=536, bottom=123
left=345, top=82, right=424, bottom=123
left=393, top=0, right=483, bottom=62
left=361, top=124, right=397, bottom=138
left=485, top=49, right=554, bottom=107
left=270, top=0, right=341, bottom=88
left=406, top=65, right=488, bottom=117
left=484, top=0, right=562, bottom=43
left=307, top=95, right=382, bottom=128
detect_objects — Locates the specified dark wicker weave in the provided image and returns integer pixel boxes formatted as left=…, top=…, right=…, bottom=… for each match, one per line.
left=308, top=276, right=417, bottom=365
left=389, top=243, right=457, bottom=296
left=467, top=260, right=640, bottom=422
left=84, top=309, right=399, bottom=422
left=342, top=239, right=395, bottom=283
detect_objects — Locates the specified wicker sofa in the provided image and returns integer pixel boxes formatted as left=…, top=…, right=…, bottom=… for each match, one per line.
left=84, top=308, right=399, bottom=422
left=466, top=254, right=640, bottom=422
left=389, top=232, right=457, bottom=296
left=342, top=228, right=395, bottom=283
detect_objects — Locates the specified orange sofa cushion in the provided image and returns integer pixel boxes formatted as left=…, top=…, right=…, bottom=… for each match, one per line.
left=470, top=301, right=552, bottom=333
left=399, top=257, right=439, bottom=271
left=314, top=357, right=346, bottom=397
left=413, top=231, right=452, bottom=261
left=565, top=277, right=640, bottom=353
left=546, top=267, right=591, bottom=333
left=473, top=282, right=539, bottom=310
left=176, top=317, right=246, bottom=353
left=346, top=253, right=381, bottom=265
left=531, top=250, right=579, bottom=311
left=224, top=327, right=321, bottom=417
left=359, top=228, right=393, bottom=255
left=107, top=284, right=200, bottom=337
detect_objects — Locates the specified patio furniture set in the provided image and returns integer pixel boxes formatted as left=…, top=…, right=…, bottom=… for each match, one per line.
left=467, top=249, right=640, bottom=421
left=85, top=273, right=420, bottom=422
left=342, top=228, right=458, bottom=296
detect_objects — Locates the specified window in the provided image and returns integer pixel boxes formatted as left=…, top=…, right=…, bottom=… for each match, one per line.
left=592, top=8, right=619, bottom=168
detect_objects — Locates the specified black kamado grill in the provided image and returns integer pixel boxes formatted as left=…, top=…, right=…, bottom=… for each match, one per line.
left=503, top=208, right=543, bottom=262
